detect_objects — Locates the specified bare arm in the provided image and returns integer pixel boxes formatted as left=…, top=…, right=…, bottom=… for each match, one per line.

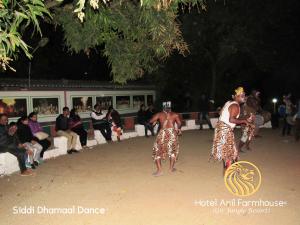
left=175, top=114, right=182, bottom=129
left=229, top=104, right=248, bottom=125
left=149, top=113, right=160, bottom=125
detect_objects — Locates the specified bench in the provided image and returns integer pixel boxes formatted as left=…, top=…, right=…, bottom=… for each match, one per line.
left=134, top=124, right=159, bottom=136
left=1, top=117, right=272, bottom=176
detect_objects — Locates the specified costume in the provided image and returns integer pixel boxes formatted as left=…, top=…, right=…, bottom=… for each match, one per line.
left=152, top=128, right=179, bottom=161
left=152, top=111, right=179, bottom=161
left=240, top=102, right=255, bottom=144
left=211, top=101, right=239, bottom=162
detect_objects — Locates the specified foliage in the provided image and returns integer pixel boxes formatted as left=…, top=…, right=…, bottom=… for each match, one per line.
left=55, top=0, right=205, bottom=83
left=1, top=0, right=206, bottom=82
left=0, top=0, right=51, bottom=71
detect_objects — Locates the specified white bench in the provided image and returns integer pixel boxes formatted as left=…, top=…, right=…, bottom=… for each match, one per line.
left=135, top=124, right=159, bottom=136
left=0, top=136, right=69, bottom=175
left=260, top=121, right=272, bottom=128
left=95, top=128, right=138, bottom=141
left=94, top=130, right=107, bottom=144
left=210, top=118, right=218, bottom=128
left=43, top=136, right=68, bottom=160
left=87, top=139, right=98, bottom=147
left=0, top=153, right=19, bottom=175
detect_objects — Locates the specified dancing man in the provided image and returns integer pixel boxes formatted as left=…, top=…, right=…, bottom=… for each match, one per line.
left=150, top=101, right=181, bottom=177
left=210, top=87, right=252, bottom=174
left=238, top=95, right=256, bottom=152
left=246, top=90, right=264, bottom=137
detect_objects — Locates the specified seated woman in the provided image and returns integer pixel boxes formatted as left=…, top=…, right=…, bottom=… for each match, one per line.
left=107, top=106, right=122, bottom=142
left=17, top=116, right=43, bottom=169
left=69, top=109, right=87, bottom=147
left=28, top=112, right=51, bottom=158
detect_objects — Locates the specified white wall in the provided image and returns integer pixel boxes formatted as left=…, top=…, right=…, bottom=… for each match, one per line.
left=0, top=90, right=155, bottom=122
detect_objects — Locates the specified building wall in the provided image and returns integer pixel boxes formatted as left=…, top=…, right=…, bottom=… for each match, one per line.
left=0, top=90, right=155, bottom=123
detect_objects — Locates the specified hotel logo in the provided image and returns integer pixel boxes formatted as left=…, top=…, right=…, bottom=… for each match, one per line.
left=224, top=161, right=262, bottom=197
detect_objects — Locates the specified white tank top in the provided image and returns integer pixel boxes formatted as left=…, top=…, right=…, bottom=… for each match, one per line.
left=219, top=101, right=240, bottom=128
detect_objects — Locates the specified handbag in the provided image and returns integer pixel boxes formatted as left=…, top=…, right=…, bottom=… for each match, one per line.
left=34, top=131, right=49, bottom=140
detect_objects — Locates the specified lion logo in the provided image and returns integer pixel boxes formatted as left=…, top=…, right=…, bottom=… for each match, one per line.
left=224, top=161, right=261, bottom=196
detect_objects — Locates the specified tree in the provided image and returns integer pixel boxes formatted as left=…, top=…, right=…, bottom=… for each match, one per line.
left=0, top=0, right=50, bottom=71
left=1, top=0, right=205, bottom=83
left=151, top=0, right=293, bottom=109
left=180, top=0, right=261, bottom=100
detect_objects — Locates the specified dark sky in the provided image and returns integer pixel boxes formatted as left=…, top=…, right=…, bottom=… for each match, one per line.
left=3, top=23, right=111, bottom=81
left=1, top=0, right=299, bottom=105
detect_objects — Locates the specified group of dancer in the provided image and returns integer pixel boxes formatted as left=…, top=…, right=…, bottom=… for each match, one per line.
left=150, top=87, right=270, bottom=176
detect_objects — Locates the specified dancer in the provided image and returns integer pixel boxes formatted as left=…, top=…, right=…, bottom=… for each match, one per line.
left=150, top=101, right=181, bottom=177
left=210, top=87, right=252, bottom=174
left=295, top=99, right=300, bottom=142
left=238, top=96, right=256, bottom=152
left=246, top=90, right=268, bottom=137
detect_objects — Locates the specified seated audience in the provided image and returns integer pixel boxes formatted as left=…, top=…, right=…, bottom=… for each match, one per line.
left=146, top=104, right=158, bottom=134
left=137, top=104, right=154, bottom=137
left=55, top=107, right=79, bottom=154
left=28, top=112, right=51, bottom=158
left=17, top=116, right=43, bottom=169
left=0, top=114, right=33, bottom=176
left=91, top=104, right=112, bottom=141
left=69, top=108, right=87, bottom=147
left=107, top=106, right=122, bottom=142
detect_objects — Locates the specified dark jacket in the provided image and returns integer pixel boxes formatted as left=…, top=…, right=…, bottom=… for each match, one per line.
left=146, top=109, right=155, bottom=121
left=199, top=98, right=210, bottom=112
left=17, top=123, right=36, bottom=143
left=110, top=110, right=122, bottom=128
left=0, top=124, right=8, bottom=148
left=137, top=110, right=148, bottom=124
left=56, top=114, right=70, bottom=131
left=0, top=124, right=18, bottom=152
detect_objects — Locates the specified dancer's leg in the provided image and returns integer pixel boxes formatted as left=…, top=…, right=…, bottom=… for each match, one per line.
left=169, top=156, right=176, bottom=172
left=153, top=159, right=163, bottom=176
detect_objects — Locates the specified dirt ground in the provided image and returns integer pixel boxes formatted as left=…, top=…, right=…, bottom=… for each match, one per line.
left=0, top=129, right=299, bottom=225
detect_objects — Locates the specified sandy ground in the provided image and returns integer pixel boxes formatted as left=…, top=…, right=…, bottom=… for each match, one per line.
left=0, top=129, right=299, bottom=225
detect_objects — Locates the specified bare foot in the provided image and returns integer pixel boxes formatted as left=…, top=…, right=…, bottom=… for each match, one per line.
left=169, top=168, right=177, bottom=173
left=20, top=170, right=34, bottom=177
left=152, top=171, right=163, bottom=177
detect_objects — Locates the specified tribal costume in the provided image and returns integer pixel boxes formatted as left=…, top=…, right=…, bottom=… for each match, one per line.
left=210, top=87, right=245, bottom=166
left=240, top=123, right=255, bottom=143
left=152, top=128, right=179, bottom=161
left=240, top=103, right=255, bottom=144
left=211, top=121, right=238, bottom=162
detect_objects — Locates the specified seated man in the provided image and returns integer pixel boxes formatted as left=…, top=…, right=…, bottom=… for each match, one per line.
left=91, top=104, right=112, bottom=141
left=55, top=107, right=79, bottom=154
left=0, top=114, right=33, bottom=176
left=17, top=116, right=43, bottom=169
left=138, top=104, right=154, bottom=137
